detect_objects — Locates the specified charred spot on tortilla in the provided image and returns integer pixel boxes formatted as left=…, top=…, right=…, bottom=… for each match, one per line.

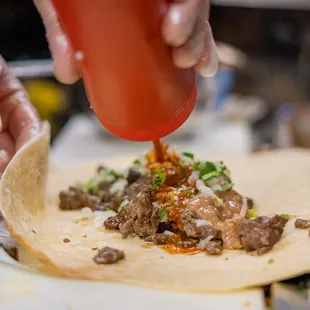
left=93, top=246, right=125, bottom=264
left=58, top=140, right=288, bottom=258
left=294, top=219, right=310, bottom=229
left=63, top=238, right=70, bottom=243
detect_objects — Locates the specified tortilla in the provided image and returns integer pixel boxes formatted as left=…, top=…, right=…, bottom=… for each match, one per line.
left=1, top=122, right=310, bottom=292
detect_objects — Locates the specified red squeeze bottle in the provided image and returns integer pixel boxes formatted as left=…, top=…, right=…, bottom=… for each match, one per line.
left=52, top=0, right=197, bottom=141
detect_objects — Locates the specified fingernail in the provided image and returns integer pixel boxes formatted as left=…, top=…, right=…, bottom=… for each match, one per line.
left=196, top=36, right=218, bottom=78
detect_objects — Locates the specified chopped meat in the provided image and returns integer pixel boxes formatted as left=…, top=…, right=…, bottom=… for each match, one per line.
left=124, top=173, right=152, bottom=200
left=93, top=246, right=125, bottom=264
left=295, top=219, right=310, bottom=229
left=94, top=203, right=110, bottom=212
left=127, top=169, right=141, bottom=184
left=104, top=216, right=121, bottom=230
left=205, top=240, right=223, bottom=255
left=59, top=187, right=100, bottom=210
left=219, top=216, right=243, bottom=250
left=181, top=208, right=220, bottom=239
left=116, top=188, right=160, bottom=238
left=97, top=182, right=123, bottom=211
left=237, top=215, right=288, bottom=255
left=145, top=233, right=169, bottom=245
left=157, top=222, right=173, bottom=233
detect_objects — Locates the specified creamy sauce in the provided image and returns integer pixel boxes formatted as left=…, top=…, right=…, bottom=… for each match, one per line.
left=185, top=194, right=243, bottom=250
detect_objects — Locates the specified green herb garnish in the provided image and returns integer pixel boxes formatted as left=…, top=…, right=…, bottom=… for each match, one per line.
left=281, top=214, right=290, bottom=220
left=83, top=179, right=98, bottom=195
left=92, top=247, right=99, bottom=251
left=182, top=152, right=194, bottom=160
left=195, top=161, right=217, bottom=178
left=202, top=171, right=219, bottom=181
left=159, top=209, right=168, bottom=221
left=268, top=258, right=274, bottom=264
left=217, top=183, right=234, bottom=192
left=151, top=169, right=166, bottom=190
left=248, top=208, right=258, bottom=219
left=133, top=159, right=142, bottom=166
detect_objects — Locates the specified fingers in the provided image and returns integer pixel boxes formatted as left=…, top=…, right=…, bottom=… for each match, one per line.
left=33, top=0, right=80, bottom=84
left=0, top=131, right=15, bottom=173
left=194, top=24, right=218, bottom=77
left=162, top=0, right=203, bottom=47
left=163, top=0, right=218, bottom=77
left=0, top=56, right=41, bottom=151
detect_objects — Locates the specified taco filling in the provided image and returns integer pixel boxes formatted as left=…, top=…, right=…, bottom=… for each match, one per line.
left=58, top=142, right=288, bottom=262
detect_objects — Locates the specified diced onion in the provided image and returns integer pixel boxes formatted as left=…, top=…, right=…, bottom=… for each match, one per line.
left=197, top=235, right=214, bottom=249
left=93, top=210, right=117, bottom=228
left=81, top=207, right=93, bottom=215
left=163, top=230, right=175, bottom=236
left=188, top=172, right=198, bottom=186
left=210, top=184, right=222, bottom=191
left=110, top=179, right=128, bottom=195
left=196, top=219, right=211, bottom=227
left=196, top=180, right=215, bottom=197
left=214, top=161, right=221, bottom=172
left=240, top=196, right=248, bottom=217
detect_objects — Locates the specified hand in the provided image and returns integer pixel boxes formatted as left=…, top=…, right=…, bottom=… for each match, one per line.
left=34, top=0, right=218, bottom=85
left=0, top=57, right=41, bottom=173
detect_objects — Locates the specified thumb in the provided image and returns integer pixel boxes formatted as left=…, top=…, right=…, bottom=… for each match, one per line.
left=33, top=0, right=80, bottom=84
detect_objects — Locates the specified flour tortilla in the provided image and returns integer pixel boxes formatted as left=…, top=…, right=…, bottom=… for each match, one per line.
left=1, top=122, right=310, bottom=292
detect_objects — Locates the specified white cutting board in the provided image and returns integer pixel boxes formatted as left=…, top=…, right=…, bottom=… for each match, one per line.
left=0, top=249, right=265, bottom=310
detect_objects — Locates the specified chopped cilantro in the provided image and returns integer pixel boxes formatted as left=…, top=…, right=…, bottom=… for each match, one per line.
left=182, top=152, right=194, bottom=160
left=159, top=209, right=168, bottom=221
left=92, top=247, right=99, bottom=251
left=151, top=169, right=166, bottom=190
left=83, top=179, right=98, bottom=195
left=268, top=258, right=274, bottom=264
left=215, top=183, right=234, bottom=192
left=132, top=159, right=142, bottom=166
left=202, top=171, right=219, bottom=181
left=108, top=169, right=119, bottom=178
left=248, top=208, right=258, bottom=219
left=195, top=161, right=217, bottom=178
left=281, top=214, right=290, bottom=220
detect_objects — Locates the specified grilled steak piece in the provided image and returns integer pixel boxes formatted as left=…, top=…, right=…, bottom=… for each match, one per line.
left=93, top=247, right=125, bottom=264
left=205, top=240, right=223, bottom=256
left=105, top=188, right=160, bottom=239
left=59, top=187, right=100, bottom=210
left=294, top=219, right=310, bottom=229
left=237, top=215, right=288, bottom=255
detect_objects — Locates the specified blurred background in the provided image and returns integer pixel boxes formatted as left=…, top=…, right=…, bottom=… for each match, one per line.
left=1, top=0, right=310, bottom=162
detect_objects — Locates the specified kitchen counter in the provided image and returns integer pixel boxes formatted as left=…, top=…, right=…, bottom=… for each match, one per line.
left=51, top=113, right=252, bottom=164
